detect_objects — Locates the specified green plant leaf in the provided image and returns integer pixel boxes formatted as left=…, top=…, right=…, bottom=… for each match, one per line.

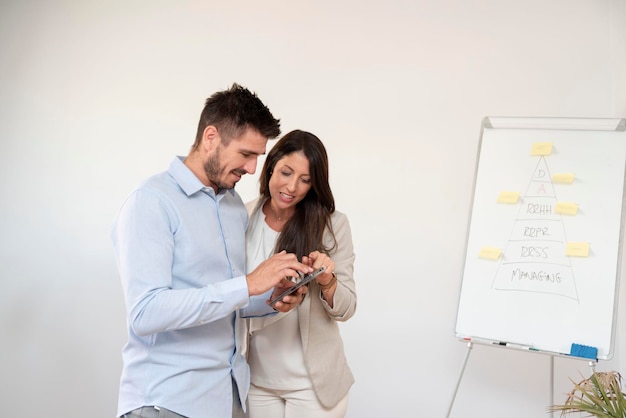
left=549, top=371, right=626, bottom=417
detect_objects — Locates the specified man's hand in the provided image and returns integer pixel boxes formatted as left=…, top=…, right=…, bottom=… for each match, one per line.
left=246, top=251, right=313, bottom=296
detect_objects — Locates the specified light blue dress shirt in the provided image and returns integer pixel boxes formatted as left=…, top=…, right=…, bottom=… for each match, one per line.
left=111, top=157, right=274, bottom=418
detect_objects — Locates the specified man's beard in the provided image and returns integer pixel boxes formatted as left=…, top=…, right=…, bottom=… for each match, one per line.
left=204, top=147, right=244, bottom=190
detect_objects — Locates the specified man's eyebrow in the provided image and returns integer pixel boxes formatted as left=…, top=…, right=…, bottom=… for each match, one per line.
left=240, top=148, right=265, bottom=156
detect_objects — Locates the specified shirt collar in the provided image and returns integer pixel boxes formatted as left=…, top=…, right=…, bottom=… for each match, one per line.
left=168, top=156, right=235, bottom=197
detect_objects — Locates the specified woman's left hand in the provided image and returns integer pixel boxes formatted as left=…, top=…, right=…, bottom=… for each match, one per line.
left=305, top=251, right=336, bottom=287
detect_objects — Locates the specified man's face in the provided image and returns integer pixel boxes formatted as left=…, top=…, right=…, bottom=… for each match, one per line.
left=204, top=128, right=268, bottom=190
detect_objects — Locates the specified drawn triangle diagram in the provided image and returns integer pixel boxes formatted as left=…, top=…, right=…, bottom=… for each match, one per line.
left=491, top=156, right=580, bottom=302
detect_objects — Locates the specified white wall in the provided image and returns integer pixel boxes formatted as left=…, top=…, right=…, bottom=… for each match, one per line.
left=1, top=1, right=625, bottom=417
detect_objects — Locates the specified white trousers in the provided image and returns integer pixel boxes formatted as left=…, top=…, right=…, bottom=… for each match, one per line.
left=247, top=383, right=349, bottom=418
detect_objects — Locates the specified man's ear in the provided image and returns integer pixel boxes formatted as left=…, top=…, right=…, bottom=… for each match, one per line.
left=202, top=125, right=219, bottom=150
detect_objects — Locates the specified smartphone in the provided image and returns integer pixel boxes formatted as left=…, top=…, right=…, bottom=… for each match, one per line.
left=269, top=267, right=325, bottom=306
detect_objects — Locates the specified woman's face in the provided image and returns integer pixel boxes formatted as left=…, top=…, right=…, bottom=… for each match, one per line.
left=268, top=151, right=312, bottom=210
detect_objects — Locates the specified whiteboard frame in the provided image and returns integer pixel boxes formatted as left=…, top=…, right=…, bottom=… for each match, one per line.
left=455, top=116, right=626, bottom=361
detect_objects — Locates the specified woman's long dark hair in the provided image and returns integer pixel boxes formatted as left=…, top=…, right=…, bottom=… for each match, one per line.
left=259, top=130, right=336, bottom=259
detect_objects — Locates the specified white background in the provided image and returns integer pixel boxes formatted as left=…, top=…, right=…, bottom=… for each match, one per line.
left=1, top=1, right=625, bottom=417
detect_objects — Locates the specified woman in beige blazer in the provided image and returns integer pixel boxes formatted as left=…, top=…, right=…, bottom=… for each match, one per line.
left=245, top=130, right=357, bottom=418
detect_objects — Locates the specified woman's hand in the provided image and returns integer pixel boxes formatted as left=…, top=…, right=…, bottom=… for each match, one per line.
left=267, top=277, right=308, bottom=312
left=305, top=251, right=336, bottom=287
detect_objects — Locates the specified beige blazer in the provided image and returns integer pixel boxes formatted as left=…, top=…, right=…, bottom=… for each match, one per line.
left=245, top=198, right=357, bottom=408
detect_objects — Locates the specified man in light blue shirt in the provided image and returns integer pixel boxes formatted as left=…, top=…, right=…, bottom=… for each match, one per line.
left=111, top=84, right=311, bottom=418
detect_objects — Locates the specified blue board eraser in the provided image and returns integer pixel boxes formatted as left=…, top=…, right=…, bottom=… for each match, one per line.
left=570, top=343, right=598, bottom=359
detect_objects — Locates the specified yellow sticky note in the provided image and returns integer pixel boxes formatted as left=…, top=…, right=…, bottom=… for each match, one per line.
left=566, top=242, right=589, bottom=257
left=478, top=246, right=502, bottom=260
left=531, top=142, right=553, bottom=156
left=555, top=202, right=579, bottom=215
left=552, top=173, right=575, bottom=184
left=497, top=191, right=520, bottom=204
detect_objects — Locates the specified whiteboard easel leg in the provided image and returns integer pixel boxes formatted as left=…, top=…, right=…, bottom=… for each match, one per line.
left=550, top=355, right=554, bottom=418
left=589, top=360, right=597, bottom=374
left=447, top=342, right=473, bottom=418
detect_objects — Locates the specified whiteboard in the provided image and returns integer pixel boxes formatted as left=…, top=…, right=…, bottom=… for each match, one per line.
left=455, top=117, right=626, bottom=360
